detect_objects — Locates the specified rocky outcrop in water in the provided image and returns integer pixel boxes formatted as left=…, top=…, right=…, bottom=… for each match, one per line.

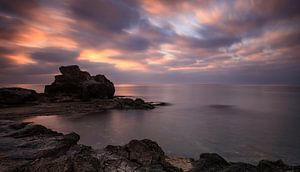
left=0, top=65, right=160, bottom=117
left=0, top=88, right=38, bottom=105
left=0, top=97, right=155, bottom=119
left=189, top=153, right=300, bottom=172
left=45, top=65, right=115, bottom=99
left=1, top=120, right=299, bottom=172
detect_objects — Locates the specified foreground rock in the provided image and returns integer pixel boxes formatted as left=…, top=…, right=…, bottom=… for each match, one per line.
left=189, top=153, right=300, bottom=172
left=0, top=88, right=38, bottom=105
left=45, top=65, right=115, bottom=99
left=0, top=120, right=181, bottom=172
left=1, top=120, right=299, bottom=172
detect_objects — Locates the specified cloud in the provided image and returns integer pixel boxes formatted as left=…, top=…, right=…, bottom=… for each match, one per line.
left=30, top=47, right=79, bottom=63
left=0, top=0, right=300, bottom=85
left=68, top=0, right=140, bottom=32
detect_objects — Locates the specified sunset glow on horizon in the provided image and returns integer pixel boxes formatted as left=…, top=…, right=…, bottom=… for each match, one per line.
left=1, top=0, right=300, bottom=84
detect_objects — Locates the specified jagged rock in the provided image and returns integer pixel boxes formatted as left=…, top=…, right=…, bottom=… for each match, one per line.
left=191, top=153, right=230, bottom=172
left=1, top=120, right=299, bottom=172
left=0, top=120, right=181, bottom=172
left=45, top=65, right=115, bottom=99
left=21, top=145, right=101, bottom=172
left=0, top=120, right=80, bottom=171
left=0, top=87, right=38, bottom=105
left=103, top=139, right=182, bottom=172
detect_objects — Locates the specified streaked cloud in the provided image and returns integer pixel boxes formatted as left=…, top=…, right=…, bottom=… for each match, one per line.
left=0, top=0, right=300, bottom=84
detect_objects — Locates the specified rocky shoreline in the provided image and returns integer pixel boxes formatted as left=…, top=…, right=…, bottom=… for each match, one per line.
left=1, top=120, right=299, bottom=172
left=0, top=97, right=159, bottom=119
left=0, top=65, right=160, bottom=119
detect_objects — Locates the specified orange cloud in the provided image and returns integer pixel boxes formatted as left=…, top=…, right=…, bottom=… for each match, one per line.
left=141, top=0, right=169, bottom=15
left=7, top=54, right=36, bottom=65
left=79, top=49, right=147, bottom=71
left=196, top=8, right=222, bottom=25
left=168, top=64, right=215, bottom=72
left=14, top=26, right=77, bottom=49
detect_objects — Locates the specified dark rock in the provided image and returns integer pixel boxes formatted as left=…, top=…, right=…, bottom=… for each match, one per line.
left=113, top=98, right=155, bottom=109
left=0, top=120, right=181, bottom=172
left=125, top=139, right=166, bottom=165
left=2, top=120, right=299, bottom=172
left=45, top=65, right=115, bottom=99
left=257, top=160, right=289, bottom=172
left=21, top=144, right=100, bottom=172
left=0, top=87, right=38, bottom=105
left=223, top=162, right=257, bottom=172
left=0, top=120, right=80, bottom=171
left=104, top=139, right=182, bottom=171
left=191, top=153, right=230, bottom=172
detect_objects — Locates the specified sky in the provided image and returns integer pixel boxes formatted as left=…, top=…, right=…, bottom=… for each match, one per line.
left=0, top=0, right=300, bottom=85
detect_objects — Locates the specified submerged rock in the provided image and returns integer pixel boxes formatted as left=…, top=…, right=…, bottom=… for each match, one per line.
left=0, top=87, right=38, bottom=105
left=45, top=65, right=115, bottom=99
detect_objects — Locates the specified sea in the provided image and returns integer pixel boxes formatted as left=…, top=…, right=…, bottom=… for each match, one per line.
left=5, top=84, right=300, bottom=164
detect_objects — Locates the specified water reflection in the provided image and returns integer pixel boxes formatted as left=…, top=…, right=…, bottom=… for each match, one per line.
left=21, top=84, right=300, bottom=164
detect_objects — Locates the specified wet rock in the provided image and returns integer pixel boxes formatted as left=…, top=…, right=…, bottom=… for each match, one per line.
left=45, top=65, right=115, bottom=99
left=0, top=87, right=38, bottom=105
left=191, top=153, right=230, bottom=172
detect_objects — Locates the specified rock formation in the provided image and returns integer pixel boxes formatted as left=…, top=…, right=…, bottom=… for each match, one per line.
left=0, top=88, right=38, bottom=105
left=44, top=65, right=115, bottom=99
left=0, top=120, right=181, bottom=172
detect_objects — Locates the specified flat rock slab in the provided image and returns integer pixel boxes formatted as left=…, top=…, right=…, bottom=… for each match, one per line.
left=0, top=98, right=155, bottom=119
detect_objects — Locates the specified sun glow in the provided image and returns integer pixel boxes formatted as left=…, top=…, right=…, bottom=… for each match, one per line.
left=7, top=54, right=36, bottom=65
left=79, top=49, right=147, bottom=71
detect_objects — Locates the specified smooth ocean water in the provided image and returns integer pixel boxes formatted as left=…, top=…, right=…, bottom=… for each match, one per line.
left=20, top=84, right=300, bottom=164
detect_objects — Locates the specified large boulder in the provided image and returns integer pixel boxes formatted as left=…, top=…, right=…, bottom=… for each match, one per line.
left=104, top=139, right=182, bottom=171
left=191, top=153, right=230, bottom=172
left=44, top=65, right=115, bottom=99
left=0, top=87, right=38, bottom=105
